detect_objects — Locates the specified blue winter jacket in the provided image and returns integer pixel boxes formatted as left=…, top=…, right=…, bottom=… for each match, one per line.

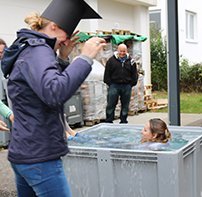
left=2, top=29, right=92, bottom=164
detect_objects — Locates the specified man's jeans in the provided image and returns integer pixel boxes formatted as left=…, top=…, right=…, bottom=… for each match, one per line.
left=106, top=83, right=132, bottom=123
left=10, top=159, right=71, bottom=197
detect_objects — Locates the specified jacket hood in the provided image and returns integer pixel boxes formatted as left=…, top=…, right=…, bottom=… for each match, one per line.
left=1, top=28, right=56, bottom=78
left=16, top=28, right=56, bottom=47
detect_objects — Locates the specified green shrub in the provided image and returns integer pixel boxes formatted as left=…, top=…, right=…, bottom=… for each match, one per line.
left=150, top=27, right=167, bottom=91
left=150, top=27, right=202, bottom=92
left=180, top=59, right=202, bottom=92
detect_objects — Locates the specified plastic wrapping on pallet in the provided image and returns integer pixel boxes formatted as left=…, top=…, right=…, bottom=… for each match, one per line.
left=80, top=81, right=107, bottom=121
left=95, top=43, right=113, bottom=66
left=85, top=60, right=105, bottom=81
left=137, top=74, right=145, bottom=111
left=80, top=60, right=107, bottom=121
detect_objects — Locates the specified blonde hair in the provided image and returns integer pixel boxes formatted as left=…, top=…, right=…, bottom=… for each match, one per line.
left=24, top=12, right=50, bottom=31
left=149, top=118, right=171, bottom=143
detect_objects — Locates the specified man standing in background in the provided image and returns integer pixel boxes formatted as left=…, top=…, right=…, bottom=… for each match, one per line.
left=104, top=43, right=138, bottom=123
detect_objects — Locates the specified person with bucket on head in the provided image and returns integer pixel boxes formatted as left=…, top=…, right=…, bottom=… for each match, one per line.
left=1, top=0, right=106, bottom=196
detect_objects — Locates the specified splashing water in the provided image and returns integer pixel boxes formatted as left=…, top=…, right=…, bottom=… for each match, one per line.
left=68, top=125, right=198, bottom=151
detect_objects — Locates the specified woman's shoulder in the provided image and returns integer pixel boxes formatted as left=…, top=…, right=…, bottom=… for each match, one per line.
left=137, top=142, right=170, bottom=151
left=148, top=142, right=170, bottom=151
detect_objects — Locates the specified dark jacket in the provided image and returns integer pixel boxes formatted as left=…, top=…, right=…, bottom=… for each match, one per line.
left=2, top=29, right=92, bottom=164
left=103, top=52, right=138, bottom=86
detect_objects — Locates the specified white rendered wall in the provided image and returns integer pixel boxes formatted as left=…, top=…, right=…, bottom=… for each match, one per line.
left=133, top=5, right=151, bottom=86
left=79, top=0, right=136, bottom=32
left=0, top=0, right=51, bottom=46
left=178, top=0, right=202, bottom=63
left=150, top=0, right=202, bottom=64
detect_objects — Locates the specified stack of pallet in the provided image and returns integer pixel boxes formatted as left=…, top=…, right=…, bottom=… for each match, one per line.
left=144, top=98, right=168, bottom=111
left=68, top=29, right=147, bottom=124
left=79, top=60, right=108, bottom=125
left=80, top=81, right=107, bottom=125
left=143, top=86, right=168, bottom=111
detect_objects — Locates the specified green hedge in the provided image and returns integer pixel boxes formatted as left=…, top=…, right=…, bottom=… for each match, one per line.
left=150, top=28, right=167, bottom=91
left=180, top=59, right=202, bottom=92
left=150, top=27, right=202, bottom=92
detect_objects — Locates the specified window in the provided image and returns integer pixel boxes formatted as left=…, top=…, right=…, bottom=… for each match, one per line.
left=149, top=10, right=161, bottom=31
left=186, top=11, right=197, bottom=41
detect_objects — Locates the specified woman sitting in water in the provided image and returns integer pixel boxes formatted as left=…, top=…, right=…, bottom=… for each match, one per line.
left=140, top=118, right=172, bottom=150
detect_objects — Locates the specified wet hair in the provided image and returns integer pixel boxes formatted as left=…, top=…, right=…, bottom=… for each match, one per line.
left=149, top=118, right=171, bottom=143
left=0, top=38, right=7, bottom=47
left=24, top=12, right=50, bottom=31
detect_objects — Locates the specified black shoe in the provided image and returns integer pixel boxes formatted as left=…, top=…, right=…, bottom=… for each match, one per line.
left=119, top=121, right=128, bottom=124
left=105, top=120, right=113, bottom=123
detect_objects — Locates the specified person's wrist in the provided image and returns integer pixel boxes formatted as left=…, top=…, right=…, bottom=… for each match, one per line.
left=58, top=55, right=69, bottom=61
left=9, top=113, right=14, bottom=123
left=57, top=56, right=70, bottom=65
left=79, top=55, right=93, bottom=65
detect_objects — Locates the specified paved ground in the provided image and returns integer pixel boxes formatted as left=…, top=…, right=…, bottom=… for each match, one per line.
left=114, top=112, right=202, bottom=127
left=0, top=150, right=17, bottom=196
left=0, top=112, right=201, bottom=196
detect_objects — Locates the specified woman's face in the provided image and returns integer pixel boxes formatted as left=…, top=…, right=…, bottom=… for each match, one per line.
left=141, top=122, right=154, bottom=142
left=53, top=25, right=68, bottom=50
left=44, top=22, right=68, bottom=50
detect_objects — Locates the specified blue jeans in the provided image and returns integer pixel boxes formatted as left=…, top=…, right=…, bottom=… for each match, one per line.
left=10, top=159, right=71, bottom=197
left=106, top=83, right=132, bottom=123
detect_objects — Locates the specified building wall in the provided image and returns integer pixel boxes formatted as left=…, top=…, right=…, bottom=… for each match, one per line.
left=150, top=0, right=202, bottom=63
left=0, top=0, right=50, bottom=45
left=178, top=0, right=202, bottom=63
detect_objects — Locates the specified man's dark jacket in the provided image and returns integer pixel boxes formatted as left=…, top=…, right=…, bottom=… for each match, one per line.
left=104, top=52, right=138, bottom=86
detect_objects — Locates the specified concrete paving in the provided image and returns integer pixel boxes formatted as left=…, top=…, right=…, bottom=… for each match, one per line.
left=75, top=112, right=202, bottom=131
left=0, top=150, right=16, bottom=197
left=114, top=112, right=202, bottom=127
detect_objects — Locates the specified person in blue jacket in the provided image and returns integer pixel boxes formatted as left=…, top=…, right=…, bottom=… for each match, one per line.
left=1, top=0, right=106, bottom=196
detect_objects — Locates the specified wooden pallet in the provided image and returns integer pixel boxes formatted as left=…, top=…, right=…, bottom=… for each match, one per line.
left=149, top=99, right=168, bottom=111
left=138, top=106, right=148, bottom=113
left=145, top=98, right=168, bottom=111
left=144, top=94, right=152, bottom=101
left=96, top=30, right=112, bottom=35
left=84, top=119, right=101, bottom=126
left=112, top=29, right=131, bottom=35
left=144, top=99, right=158, bottom=110
left=96, top=29, right=131, bottom=35
left=128, top=110, right=138, bottom=116
left=149, top=105, right=168, bottom=110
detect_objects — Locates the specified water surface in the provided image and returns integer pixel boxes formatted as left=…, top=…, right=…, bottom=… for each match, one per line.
left=68, top=125, right=200, bottom=151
